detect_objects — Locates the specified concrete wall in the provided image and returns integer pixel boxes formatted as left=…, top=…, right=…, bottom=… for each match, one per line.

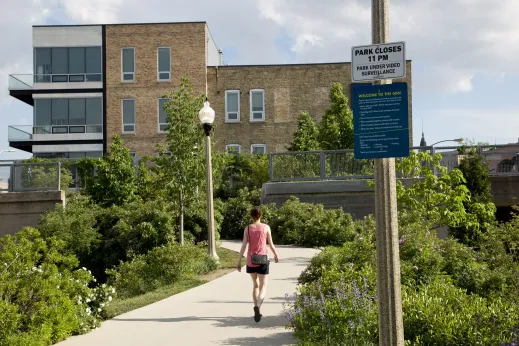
left=33, top=26, right=102, bottom=47
left=0, top=191, right=65, bottom=237
left=490, top=175, right=519, bottom=207
left=105, top=23, right=208, bottom=156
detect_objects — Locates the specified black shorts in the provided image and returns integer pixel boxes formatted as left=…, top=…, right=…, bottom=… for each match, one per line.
left=246, top=261, right=270, bottom=275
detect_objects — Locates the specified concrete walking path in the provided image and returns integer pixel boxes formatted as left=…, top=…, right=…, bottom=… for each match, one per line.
left=55, top=241, right=319, bottom=346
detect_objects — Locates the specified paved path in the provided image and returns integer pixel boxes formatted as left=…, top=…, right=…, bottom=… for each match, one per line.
left=56, top=241, right=319, bottom=346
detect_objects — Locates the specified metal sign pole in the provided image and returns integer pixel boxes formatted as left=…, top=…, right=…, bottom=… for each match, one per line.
left=372, top=0, right=404, bottom=345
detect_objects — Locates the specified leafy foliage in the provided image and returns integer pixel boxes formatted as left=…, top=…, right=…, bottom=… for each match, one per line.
left=20, top=157, right=74, bottom=191
left=78, top=136, right=138, bottom=208
left=318, top=83, right=354, bottom=150
left=107, top=243, right=217, bottom=298
left=450, top=146, right=496, bottom=244
left=287, top=111, right=320, bottom=152
left=0, top=228, right=115, bottom=345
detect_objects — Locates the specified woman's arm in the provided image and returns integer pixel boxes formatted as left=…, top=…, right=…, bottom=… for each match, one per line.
left=266, top=225, right=279, bottom=263
left=236, top=227, right=248, bottom=271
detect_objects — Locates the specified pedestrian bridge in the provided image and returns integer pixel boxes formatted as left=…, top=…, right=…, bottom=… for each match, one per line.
left=262, top=146, right=519, bottom=221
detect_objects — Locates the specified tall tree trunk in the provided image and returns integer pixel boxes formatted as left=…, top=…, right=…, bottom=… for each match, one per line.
left=179, top=190, right=184, bottom=246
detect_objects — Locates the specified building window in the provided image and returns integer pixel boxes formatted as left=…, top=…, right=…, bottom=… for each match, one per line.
left=122, top=48, right=135, bottom=81
left=251, top=144, right=266, bottom=154
left=34, top=98, right=103, bottom=134
left=225, top=90, right=240, bottom=122
left=34, top=47, right=102, bottom=83
left=129, top=152, right=136, bottom=158
left=250, top=89, right=265, bottom=121
left=158, top=98, right=168, bottom=132
left=226, top=144, right=241, bottom=154
left=122, top=99, right=136, bottom=133
left=158, top=47, right=171, bottom=81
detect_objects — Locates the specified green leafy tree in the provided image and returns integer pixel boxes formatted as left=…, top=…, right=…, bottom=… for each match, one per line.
left=383, top=152, right=496, bottom=236
left=287, top=111, right=320, bottom=151
left=318, top=83, right=354, bottom=150
left=79, top=136, right=137, bottom=208
left=20, top=157, right=74, bottom=191
left=154, top=77, right=206, bottom=245
left=450, top=145, right=496, bottom=245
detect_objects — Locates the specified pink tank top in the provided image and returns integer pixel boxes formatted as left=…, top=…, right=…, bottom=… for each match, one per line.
left=247, top=224, right=268, bottom=267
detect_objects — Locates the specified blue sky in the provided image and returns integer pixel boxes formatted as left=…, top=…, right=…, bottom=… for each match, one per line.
left=1, top=0, right=519, bottom=161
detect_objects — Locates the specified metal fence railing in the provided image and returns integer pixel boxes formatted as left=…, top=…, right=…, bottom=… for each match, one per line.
left=269, top=145, right=519, bottom=182
left=0, top=162, right=61, bottom=192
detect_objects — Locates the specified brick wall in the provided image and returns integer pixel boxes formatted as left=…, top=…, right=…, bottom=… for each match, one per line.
left=207, top=62, right=412, bottom=153
left=104, top=23, right=208, bottom=156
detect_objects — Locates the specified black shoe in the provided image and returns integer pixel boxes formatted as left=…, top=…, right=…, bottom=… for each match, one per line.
left=253, top=306, right=262, bottom=323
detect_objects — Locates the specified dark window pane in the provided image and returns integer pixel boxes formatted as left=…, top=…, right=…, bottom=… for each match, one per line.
left=69, top=75, right=85, bottom=82
left=34, top=99, right=51, bottom=126
left=122, top=48, right=134, bottom=73
left=159, top=72, right=170, bottom=80
left=123, top=99, right=135, bottom=124
left=52, top=99, right=68, bottom=125
left=51, top=48, right=68, bottom=74
left=86, top=47, right=101, bottom=73
left=123, top=73, right=134, bottom=81
left=34, top=48, right=51, bottom=76
left=69, top=99, right=86, bottom=125
left=159, top=98, right=168, bottom=125
left=69, top=126, right=86, bottom=133
left=158, top=47, right=170, bottom=73
left=124, top=124, right=135, bottom=132
left=86, top=98, right=102, bottom=125
left=69, top=152, right=86, bottom=159
left=86, top=74, right=101, bottom=82
left=86, top=151, right=103, bottom=158
left=52, top=126, right=68, bottom=134
left=52, top=75, right=68, bottom=83
left=69, top=47, right=85, bottom=74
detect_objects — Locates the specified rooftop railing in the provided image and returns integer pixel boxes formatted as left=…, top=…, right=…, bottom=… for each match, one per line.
left=8, top=74, right=102, bottom=90
left=8, top=125, right=103, bottom=141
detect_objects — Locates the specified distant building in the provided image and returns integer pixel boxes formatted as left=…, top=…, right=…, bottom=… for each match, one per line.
left=7, top=22, right=413, bottom=158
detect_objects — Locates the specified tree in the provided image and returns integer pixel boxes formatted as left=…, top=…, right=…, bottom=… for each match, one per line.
left=154, top=77, right=206, bottom=245
left=287, top=111, right=320, bottom=151
left=318, top=83, right=354, bottom=150
left=374, top=151, right=496, bottom=236
left=449, top=145, right=496, bottom=245
left=79, top=136, right=137, bottom=207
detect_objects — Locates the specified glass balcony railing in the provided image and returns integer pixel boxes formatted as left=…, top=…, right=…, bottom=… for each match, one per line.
left=8, top=125, right=103, bottom=141
left=9, top=74, right=103, bottom=90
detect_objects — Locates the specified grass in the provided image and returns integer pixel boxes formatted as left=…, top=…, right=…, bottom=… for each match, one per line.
left=104, top=246, right=240, bottom=319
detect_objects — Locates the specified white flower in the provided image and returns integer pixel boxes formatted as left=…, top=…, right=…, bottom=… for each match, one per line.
left=93, top=278, right=97, bottom=282
left=78, top=300, right=82, bottom=305
left=32, top=267, right=37, bottom=271
left=37, top=268, right=43, bottom=273
left=86, top=298, right=91, bottom=303
left=112, top=288, right=116, bottom=294
left=88, top=270, right=91, bottom=274
left=82, top=267, right=87, bottom=271
left=98, top=308, right=102, bottom=312
left=108, top=296, right=112, bottom=302
left=3, top=263, right=7, bottom=267
left=86, top=308, right=90, bottom=313
left=56, top=286, right=60, bottom=289
left=100, top=303, right=105, bottom=308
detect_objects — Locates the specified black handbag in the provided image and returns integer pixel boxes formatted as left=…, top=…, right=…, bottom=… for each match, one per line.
left=249, top=226, right=268, bottom=265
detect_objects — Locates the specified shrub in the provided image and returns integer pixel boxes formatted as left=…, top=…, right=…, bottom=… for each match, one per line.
left=0, top=228, right=115, bottom=345
left=183, top=197, right=223, bottom=244
left=107, top=243, right=213, bottom=298
left=270, top=197, right=355, bottom=247
left=220, top=188, right=261, bottom=239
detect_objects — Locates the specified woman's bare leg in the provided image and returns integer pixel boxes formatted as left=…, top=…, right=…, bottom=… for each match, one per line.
left=250, top=273, right=259, bottom=306
left=257, top=274, right=268, bottom=308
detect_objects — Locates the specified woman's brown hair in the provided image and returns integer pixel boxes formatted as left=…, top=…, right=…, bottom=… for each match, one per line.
left=250, top=207, right=262, bottom=221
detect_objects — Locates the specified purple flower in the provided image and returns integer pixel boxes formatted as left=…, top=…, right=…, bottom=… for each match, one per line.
left=399, top=235, right=406, bottom=245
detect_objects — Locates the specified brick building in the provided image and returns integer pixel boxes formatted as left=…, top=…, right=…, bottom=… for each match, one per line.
left=7, top=22, right=413, bottom=158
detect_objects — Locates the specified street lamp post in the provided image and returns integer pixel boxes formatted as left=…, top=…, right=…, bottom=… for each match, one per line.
left=199, top=98, right=219, bottom=261
left=429, top=138, right=464, bottom=147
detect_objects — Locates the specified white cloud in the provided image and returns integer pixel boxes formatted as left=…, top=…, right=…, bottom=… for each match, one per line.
left=255, top=0, right=519, bottom=93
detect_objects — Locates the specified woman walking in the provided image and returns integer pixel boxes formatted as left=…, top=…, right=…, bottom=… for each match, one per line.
left=236, top=207, right=279, bottom=323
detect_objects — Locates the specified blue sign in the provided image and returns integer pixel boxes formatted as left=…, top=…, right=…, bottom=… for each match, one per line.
left=352, top=82, right=410, bottom=159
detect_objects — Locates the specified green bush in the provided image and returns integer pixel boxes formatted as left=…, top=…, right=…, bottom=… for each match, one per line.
left=270, top=197, right=356, bottom=247
left=0, top=228, right=115, bottom=345
left=220, top=188, right=260, bottom=239
left=107, top=243, right=215, bottom=298
left=183, top=197, right=223, bottom=244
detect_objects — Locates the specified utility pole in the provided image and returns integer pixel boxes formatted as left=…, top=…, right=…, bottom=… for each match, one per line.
left=372, top=0, right=405, bottom=345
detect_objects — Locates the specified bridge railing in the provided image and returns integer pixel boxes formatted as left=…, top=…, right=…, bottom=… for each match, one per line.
left=269, top=145, right=519, bottom=182
left=0, top=162, right=62, bottom=192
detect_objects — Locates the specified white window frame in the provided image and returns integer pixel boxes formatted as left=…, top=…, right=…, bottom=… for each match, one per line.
left=225, top=144, right=241, bottom=154
left=225, top=90, right=240, bottom=123
left=122, top=99, right=136, bottom=133
left=251, top=144, right=266, bottom=154
left=121, top=47, right=135, bottom=82
left=157, top=47, right=171, bottom=82
left=250, top=89, right=265, bottom=122
left=158, top=98, right=169, bottom=133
